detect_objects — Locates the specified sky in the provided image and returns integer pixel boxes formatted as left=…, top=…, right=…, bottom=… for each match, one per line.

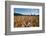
left=14, top=8, right=39, bottom=15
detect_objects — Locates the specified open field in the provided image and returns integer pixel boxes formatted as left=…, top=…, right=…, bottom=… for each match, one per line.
left=14, top=16, right=39, bottom=27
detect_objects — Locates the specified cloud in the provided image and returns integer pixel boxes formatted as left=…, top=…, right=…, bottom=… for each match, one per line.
left=14, top=8, right=39, bottom=15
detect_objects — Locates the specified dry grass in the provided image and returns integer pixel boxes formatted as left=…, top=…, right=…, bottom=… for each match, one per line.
left=14, top=16, right=39, bottom=27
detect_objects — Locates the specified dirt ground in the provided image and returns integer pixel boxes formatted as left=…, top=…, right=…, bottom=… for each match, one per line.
left=14, top=16, right=39, bottom=27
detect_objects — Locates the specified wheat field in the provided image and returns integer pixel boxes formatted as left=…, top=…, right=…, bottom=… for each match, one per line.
left=14, top=16, right=39, bottom=27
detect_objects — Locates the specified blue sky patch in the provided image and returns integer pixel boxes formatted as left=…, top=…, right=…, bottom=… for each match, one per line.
left=14, top=8, right=39, bottom=15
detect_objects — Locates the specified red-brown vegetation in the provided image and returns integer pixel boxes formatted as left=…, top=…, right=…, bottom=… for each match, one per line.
left=14, top=16, right=39, bottom=27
